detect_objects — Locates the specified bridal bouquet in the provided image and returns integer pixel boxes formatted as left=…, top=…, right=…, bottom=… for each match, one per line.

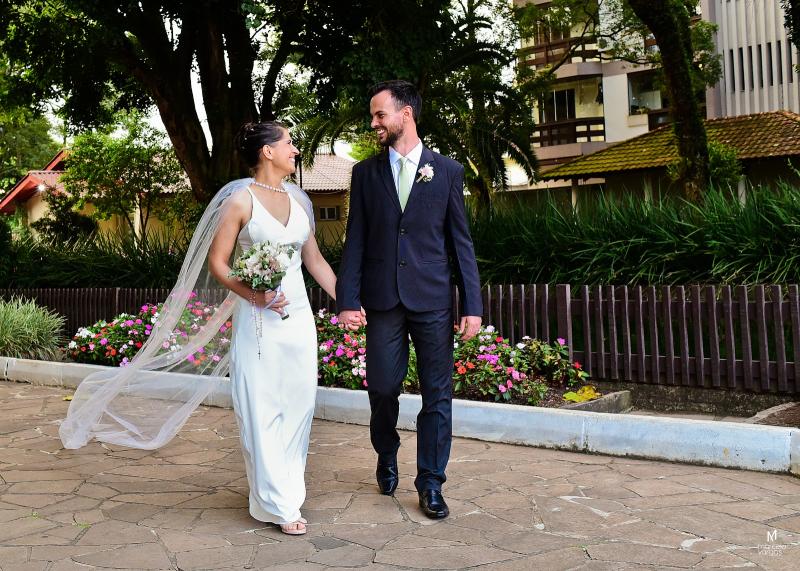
left=229, top=240, right=298, bottom=357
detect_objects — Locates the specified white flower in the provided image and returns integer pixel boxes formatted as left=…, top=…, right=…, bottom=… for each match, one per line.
left=351, top=367, right=360, bottom=376
left=516, top=343, right=526, bottom=349
left=453, top=342, right=459, bottom=348
left=522, top=335, right=531, bottom=341
left=416, top=162, right=434, bottom=182
left=68, top=341, right=77, bottom=349
left=484, top=325, right=496, bottom=333
left=276, top=252, right=292, bottom=268
left=319, top=344, right=328, bottom=352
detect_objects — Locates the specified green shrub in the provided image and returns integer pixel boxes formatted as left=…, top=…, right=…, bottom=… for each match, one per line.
left=5, top=230, right=188, bottom=288
left=0, top=297, right=65, bottom=360
left=470, top=183, right=800, bottom=286
left=707, top=140, right=742, bottom=191
left=0, top=216, right=11, bottom=284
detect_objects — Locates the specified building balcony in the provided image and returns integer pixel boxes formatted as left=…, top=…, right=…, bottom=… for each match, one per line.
left=519, top=37, right=599, bottom=69
left=532, top=116, right=606, bottom=147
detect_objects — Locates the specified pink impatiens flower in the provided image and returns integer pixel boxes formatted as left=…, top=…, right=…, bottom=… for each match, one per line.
left=498, top=384, right=507, bottom=393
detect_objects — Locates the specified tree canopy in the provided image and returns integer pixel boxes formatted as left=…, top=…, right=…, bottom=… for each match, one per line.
left=0, top=58, right=60, bottom=191
left=0, top=0, right=539, bottom=210
left=516, top=0, right=720, bottom=200
left=295, top=0, right=539, bottom=210
left=0, top=0, right=373, bottom=202
left=60, top=112, right=188, bottom=240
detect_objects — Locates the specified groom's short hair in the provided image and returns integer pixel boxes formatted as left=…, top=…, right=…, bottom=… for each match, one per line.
left=369, top=80, right=421, bottom=123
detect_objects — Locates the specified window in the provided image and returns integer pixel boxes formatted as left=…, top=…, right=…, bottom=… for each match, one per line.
left=738, top=47, right=745, bottom=91
left=539, top=88, right=576, bottom=123
left=319, top=206, right=340, bottom=221
left=729, top=50, right=736, bottom=91
left=628, top=71, right=666, bottom=114
left=758, top=45, right=764, bottom=88
left=777, top=41, right=783, bottom=84
left=747, top=46, right=754, bottom=90
left=767, top=42, right=774, bottom=86
left=789, top=46, right=794, bottom=83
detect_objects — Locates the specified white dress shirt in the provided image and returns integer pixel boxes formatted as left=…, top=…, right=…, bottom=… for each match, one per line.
left=388, top=140, right=423, bottom=194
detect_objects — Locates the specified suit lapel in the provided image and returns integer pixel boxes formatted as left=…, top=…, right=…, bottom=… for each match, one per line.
left=377, top=151, right=402, bottom=214
left=403, top=146, right=435, bottom=213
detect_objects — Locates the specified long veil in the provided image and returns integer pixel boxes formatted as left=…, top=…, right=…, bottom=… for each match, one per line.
left=59, top=177, right=315, bottom=450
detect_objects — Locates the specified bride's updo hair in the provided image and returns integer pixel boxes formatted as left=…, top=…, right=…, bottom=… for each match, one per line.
left=234, top=121, right=288, bottom=169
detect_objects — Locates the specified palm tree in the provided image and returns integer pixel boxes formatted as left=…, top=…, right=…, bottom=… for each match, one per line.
left=291, top=0, right=538, bottom=213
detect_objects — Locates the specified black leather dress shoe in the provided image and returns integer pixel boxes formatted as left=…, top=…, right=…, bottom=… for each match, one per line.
left=376, top=459, right=399, bottom=495
left=418, top=489, right=449, bottom=519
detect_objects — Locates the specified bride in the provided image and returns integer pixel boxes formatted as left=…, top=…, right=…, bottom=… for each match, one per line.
left=59, top=121, right=339, bottom=536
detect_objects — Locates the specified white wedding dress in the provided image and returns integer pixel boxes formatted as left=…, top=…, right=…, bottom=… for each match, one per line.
left=230, top=187, right=317, bottom=524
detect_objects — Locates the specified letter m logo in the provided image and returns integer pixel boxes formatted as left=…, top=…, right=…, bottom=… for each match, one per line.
left=767, top=530, right=777, bottom=543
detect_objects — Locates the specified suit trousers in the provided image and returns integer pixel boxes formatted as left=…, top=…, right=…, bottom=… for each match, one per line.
left=365, top=304, right=454, bottom=492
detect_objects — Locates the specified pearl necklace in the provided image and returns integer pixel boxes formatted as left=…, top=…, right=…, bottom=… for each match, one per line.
left=251, top=180, right=287, bottom=193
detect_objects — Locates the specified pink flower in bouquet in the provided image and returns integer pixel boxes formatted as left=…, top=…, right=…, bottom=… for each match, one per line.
left=498, top=384, right=507, bottom=393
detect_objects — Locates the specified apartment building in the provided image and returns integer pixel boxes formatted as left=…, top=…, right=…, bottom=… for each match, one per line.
left=513, top=0, right=799, bottom=191
left=706, top=0, right=800, bottom=118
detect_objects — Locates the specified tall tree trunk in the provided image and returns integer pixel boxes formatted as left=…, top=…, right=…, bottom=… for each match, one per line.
left=627, top=0, right=709, bottom=201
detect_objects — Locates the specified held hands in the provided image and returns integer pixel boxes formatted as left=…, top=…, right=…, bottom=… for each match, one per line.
left=251, top=289, right=288, bottom=316
left=338, top=308, right=367, bottom=331
left=459, top=315, right=482, bottom=341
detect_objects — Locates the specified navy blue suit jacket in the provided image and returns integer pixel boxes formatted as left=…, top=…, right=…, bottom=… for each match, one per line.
left=336, top=146, right=482, bottom=316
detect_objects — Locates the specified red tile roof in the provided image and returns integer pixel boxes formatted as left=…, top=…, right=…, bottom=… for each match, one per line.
left=541, top=111, right=800, bottom=180
left=298, top=150, right=354, bottom=194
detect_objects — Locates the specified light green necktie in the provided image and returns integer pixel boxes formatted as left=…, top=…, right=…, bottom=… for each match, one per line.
left=398, top=157, right=413, bottom=211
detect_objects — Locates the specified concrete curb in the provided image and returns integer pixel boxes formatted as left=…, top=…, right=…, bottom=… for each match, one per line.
left=2, top=357, right=798, bottom=476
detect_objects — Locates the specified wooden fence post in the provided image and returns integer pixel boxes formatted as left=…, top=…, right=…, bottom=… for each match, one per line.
left=556, top=284, right=573, bottom=361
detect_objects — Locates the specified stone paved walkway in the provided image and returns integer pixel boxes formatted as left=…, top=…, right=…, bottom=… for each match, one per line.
left=1, top=381, right=799, bottom=570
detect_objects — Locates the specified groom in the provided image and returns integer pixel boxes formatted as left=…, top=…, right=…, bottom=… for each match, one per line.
left=337, top=80, right=482, bottom=519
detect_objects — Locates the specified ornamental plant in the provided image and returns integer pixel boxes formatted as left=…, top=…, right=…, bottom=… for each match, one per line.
left=315, top=309, right=367, bottom=390
left=452, top=325, right=548, bottom=405
left=312, top=311, right=587, bottom=407
left=67, top=293, right=231, bottom=368
left=0, top=297, right=65, bottom=360
left=67, top=307, right=155, bottom=366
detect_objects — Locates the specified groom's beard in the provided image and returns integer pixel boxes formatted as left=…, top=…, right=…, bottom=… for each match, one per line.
left=378, top=124, right=404, bottom=148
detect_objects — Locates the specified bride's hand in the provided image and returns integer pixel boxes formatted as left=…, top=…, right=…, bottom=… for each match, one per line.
left=252, top=290, right=288, bottom=314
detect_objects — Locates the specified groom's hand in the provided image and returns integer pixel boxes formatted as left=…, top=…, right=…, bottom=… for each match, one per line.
left=459, top=315, right=482, bottom=341
left=338, top=309, right=366, bottom=331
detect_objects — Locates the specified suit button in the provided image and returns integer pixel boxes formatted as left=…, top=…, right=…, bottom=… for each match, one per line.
left=399, top=260, right=407, bottom=268
left=399, top=228, right=407, bottom=235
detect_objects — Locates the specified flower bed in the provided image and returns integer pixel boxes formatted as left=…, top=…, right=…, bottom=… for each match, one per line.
left=66, top=293, right=231, bottom=368
left=65, top=303, right=594, bottom=408
left=314, top=309, right=590, bottom=407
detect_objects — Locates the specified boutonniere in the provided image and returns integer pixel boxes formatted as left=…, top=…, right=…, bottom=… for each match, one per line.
left=416, top=163, right=434, bottom=183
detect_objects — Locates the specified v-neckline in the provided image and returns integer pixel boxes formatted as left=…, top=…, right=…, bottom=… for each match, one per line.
left=249, top=186, right=293, bottom=229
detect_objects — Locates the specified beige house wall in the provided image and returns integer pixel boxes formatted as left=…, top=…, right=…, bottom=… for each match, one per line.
left=18, top=190, right=350, bottom=243
left=311, top=193, right=347, bottom=244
